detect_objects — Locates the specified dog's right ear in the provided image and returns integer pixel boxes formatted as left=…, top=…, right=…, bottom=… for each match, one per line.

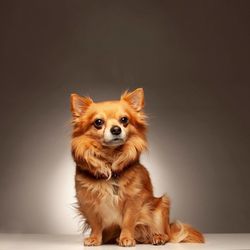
left=121, top=88, right=144, bottom=112
left=70, top=93, right=93, bottom=118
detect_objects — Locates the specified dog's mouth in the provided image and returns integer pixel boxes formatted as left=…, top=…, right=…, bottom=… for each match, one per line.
left=102, top=138, right=125, bottom=147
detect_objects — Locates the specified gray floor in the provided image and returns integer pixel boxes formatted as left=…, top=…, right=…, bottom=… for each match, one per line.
left=1, top=234, right=250, bottom=250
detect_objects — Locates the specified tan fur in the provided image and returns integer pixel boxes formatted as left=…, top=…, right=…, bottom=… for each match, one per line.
left=70, top=88, right=204, bottom=246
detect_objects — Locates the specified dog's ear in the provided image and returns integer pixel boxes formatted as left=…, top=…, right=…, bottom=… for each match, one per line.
left=121, top=88, right=144, bottom=112
left=70, top=93, right=93, bottom=118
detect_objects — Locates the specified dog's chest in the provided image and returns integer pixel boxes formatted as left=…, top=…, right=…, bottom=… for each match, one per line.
left=95, top=179, right=122, bottom=227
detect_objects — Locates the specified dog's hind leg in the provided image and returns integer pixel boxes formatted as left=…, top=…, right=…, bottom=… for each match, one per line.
left=150, top=195, right=170, bottom=245
left=134, top=195, right=170, bottom=245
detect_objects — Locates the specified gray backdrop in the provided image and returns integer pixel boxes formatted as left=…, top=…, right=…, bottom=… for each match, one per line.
left=0, top=0, right=249, bottom=234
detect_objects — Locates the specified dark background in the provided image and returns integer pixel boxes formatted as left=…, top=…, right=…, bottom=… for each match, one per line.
left=0, top=0, right=250, bottom=234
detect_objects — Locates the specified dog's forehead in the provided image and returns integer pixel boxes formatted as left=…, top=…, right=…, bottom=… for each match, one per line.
left=90, top=100, right=128, bottom=117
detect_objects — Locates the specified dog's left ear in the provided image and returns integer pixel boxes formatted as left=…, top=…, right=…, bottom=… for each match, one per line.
left=121, top=88, right=144, bottom=112
left=70, top=93, right=93, bottom=118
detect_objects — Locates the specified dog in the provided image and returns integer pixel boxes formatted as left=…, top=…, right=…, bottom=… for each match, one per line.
left=70, top=88, right=204, bottom=246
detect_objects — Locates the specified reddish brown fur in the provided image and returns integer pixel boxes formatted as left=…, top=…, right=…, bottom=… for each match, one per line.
left=70, top=88, right=204, bottom=246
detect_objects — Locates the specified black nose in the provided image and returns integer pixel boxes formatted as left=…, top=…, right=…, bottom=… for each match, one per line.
left=110, top=125, right=121, bottom=135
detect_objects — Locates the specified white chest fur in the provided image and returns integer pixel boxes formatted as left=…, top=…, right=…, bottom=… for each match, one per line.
left=92, top=179, right=122, bottom=228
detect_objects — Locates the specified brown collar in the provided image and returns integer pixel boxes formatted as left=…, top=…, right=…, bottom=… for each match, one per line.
left=76, top=166, right=122, bottom=180
left=76, top=161, right=137, bottom=180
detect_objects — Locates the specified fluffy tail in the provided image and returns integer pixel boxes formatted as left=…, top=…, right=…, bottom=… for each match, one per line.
left=169, top=221, right=204, bottom=243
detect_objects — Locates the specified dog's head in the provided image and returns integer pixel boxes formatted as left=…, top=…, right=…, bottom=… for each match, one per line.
left=70, top=88, right=147, bottom=148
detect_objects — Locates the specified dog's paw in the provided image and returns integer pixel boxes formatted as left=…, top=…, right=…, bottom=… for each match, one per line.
left=118, top=236, right=136, bottom=247
left=84, top=236, right=102, bottom=246
left=151, top=233, right=169, bottom=245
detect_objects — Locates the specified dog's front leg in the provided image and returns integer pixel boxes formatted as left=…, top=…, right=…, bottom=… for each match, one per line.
left=84, top=214, right=103, bottom=246
left=118, top=199, right=139, bottom=247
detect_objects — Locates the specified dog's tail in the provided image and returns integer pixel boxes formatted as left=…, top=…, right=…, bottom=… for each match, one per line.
left=168, top=220, right=204, bottom=243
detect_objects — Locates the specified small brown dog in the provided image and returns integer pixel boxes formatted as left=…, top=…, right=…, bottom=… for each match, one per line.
left=70, top=88, right=204, bottom=246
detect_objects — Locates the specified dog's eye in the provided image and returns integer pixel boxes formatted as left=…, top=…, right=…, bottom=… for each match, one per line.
left=120, top=116, right=129, bottom=125
left=93, top=119, right=104, bottom=129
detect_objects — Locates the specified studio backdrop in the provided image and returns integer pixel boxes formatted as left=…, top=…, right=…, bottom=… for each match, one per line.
left=0, top=0, right=249, bottom=234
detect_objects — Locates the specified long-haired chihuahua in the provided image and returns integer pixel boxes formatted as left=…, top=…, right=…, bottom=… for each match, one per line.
left=70, top=88, right=204, bottom=246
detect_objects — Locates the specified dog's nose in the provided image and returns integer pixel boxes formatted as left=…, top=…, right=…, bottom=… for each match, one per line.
left=110, top=125, right=121, bottom=135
